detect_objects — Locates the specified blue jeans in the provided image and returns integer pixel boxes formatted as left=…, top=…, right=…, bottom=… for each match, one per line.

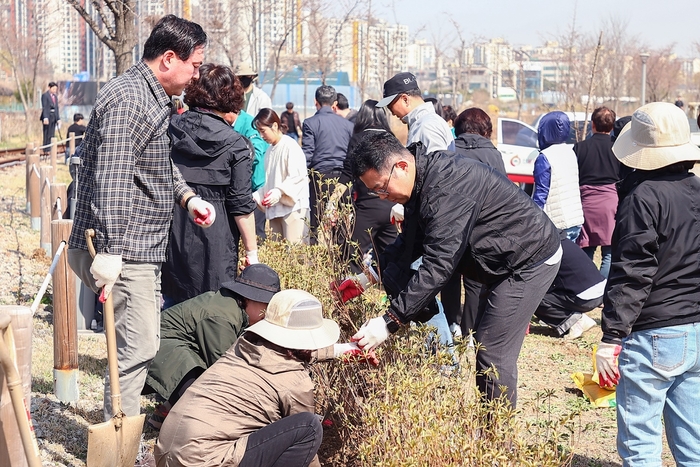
left=563, top=225, right=581, bottom=242
left=584, top=245, right=612, bottom=278
left=617, top=323, right=700, bottom=466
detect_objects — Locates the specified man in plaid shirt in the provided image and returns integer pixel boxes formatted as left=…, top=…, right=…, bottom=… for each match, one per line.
left=68, top=15, right=215, bottom=420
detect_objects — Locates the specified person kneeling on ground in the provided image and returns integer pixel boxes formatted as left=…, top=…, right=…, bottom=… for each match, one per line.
left=155, top=289, right=371, bottom=467
left=533, top=231, right=605, bottom=340
left=143, top=264, right=281, bottom=430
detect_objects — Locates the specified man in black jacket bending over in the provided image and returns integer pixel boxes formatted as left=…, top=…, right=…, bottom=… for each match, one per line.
left=349, top=132, right=561, bottom=406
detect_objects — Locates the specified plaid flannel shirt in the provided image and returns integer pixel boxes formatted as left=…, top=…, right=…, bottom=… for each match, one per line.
left=69, top=61, right=191, bottom=262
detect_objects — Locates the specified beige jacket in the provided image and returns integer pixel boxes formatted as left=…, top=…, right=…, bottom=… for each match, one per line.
left=155, top=333, right=333, bottom=467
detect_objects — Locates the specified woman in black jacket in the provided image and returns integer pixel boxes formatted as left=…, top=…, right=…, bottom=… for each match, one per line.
left=594, top=103, right=700, bottom=466
left=162, top=64, right=258, bottom=306
left=444, top=108, right=507, bottom=336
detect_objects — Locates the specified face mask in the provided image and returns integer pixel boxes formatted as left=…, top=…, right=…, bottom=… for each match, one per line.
left=240, top=76, right=254, bottom=88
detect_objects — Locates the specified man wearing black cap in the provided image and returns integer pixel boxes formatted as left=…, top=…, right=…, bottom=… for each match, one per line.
left=377, top=72, right=454, bottom=152
left=40, top=81, right=60, bottom=154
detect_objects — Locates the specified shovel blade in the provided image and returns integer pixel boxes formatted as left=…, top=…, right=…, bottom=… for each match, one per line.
left=87, top=414, right=146, bottom=467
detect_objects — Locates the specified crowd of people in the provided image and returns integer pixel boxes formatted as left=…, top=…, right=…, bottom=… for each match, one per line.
left=63, top=14, right=700, bottom=467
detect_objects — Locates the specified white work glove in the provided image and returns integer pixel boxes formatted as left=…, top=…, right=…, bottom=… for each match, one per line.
left=90, top=253, right=122, bottom=300
left=43, top=118, right=49, bottom=125
left=252, top=191, right=265, bottom=211
left=262, top=188, right=282, bottom=207
left=245, top=249, right=259, bottom=266
left=390, top=203, right=404, bottom=230
left=594, top=342, right=622, bottom=389
left=186, top=196, right=216, bottom=228
left=333, top=342, right=361, bottom=357
left=352, top=316, right=389, bottom=351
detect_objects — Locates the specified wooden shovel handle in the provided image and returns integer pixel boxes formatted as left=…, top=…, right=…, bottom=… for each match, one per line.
left=0, top=314, right=42, bottom=467
left=85, top=229, right=123, bottom=418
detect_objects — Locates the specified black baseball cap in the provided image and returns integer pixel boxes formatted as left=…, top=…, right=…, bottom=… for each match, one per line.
left=377, top=72, right=420, bottom=107
left=221, top=264, right=281, bottom=303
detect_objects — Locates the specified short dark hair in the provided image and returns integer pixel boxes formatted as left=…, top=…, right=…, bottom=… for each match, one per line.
left=442, top=105, right=457, bottom=124
left=454, top=108, right=493, bottom=138
left=353, top=99, right=391, bottom=134
left=286, top=102, right=294, bottom=110
left=315, top=85, right=337, bottom=106
left=350, top=131, right=407, bottom=178
left=253, top=108, right=288, bottom=133
left=48, top=82, right=57, bottom=88
left=336, top=93, right=349, bottom=110
left=73, top=113, right=84, bottom=122
left=424, top=97, right=444, bottom=118
left=142, top=15, right=207, bottom=62
left=183, top=64, right=244, bottom=113
left=591, top=106, right=616, bottom=133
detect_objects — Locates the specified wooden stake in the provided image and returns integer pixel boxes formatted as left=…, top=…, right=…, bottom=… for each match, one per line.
left=50, top=137, right=58, bottom=177
left=51, top=220, right=79, bottom=403
left=50, top=183, right=67, bottom=221
left=26, top=154, right=40, bottom=223
left=40, top=166, right=54, bottom=254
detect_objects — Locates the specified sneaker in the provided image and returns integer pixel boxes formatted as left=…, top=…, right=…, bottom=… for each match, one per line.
left=146, top=401, right=171, bottom=431
left=565, top=314, right=597, bottom=340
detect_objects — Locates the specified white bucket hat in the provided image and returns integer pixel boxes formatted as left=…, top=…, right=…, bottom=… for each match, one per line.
left=612, top=102, right=700, bottom=170
left=245, top=289, right=340, bottom=350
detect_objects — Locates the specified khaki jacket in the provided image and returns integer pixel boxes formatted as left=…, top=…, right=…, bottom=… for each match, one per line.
left=155, top=333, right=332, bottom=467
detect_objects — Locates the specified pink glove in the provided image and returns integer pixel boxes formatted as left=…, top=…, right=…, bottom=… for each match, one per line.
left=594, top=342, right=622, bottom=388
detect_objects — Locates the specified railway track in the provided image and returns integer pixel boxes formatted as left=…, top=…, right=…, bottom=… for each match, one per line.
left=0, top=145, right=67, bottom=169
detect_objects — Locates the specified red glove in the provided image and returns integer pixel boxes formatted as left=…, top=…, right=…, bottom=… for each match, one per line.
left=333, top=343, right=380, bottom=366
left=331, top=278, right=364, bottom=303
left=594, top=342, right=622, bottom=388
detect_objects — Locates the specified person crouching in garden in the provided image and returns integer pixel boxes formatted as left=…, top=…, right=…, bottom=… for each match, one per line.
left=143, top=263, right=281, bottom=430
left=155, top=289, right=368, bottom=467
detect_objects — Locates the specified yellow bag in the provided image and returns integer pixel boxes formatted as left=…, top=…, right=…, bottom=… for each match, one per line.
left=571, top=345, right=617, bottom=408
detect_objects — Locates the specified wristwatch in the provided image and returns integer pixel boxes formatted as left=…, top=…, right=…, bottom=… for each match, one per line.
left=382, top=313, right=401, bottom=334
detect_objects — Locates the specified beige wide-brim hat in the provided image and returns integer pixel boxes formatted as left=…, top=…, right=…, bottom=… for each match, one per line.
left=246, top=289, right=340, bottom=350
left=235, top=63, right=258, bottom=77
left=612, top=102, right=700, bottom=170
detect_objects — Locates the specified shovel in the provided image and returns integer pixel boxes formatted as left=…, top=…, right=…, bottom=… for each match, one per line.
left=85, top=229, right=145, bottom=467
left=0, top=312, right=42, bottom=467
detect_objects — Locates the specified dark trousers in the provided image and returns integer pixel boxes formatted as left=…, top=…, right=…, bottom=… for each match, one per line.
left=309, top=169, right=342, bottom=245
left=349, top=199, right=397, bottom=274
left=442, top=273, right=483, bottom=336
left=239, top=412, right=322, bottom=467
left=473, top=258, right=560, bottom=407
left=254, top=207, right=267, bottom=242
left=42, top=122, right=57, bottom=150
left=534, top=289, right=603, bottom=336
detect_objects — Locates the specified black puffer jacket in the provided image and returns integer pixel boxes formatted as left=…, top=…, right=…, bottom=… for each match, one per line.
left=601, top=169, right=700, bottom=345
left=454, top=133, right=507, bottom=174
left=380, top=143, right=560, bottom=324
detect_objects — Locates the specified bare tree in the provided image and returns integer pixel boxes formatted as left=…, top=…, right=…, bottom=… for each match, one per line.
left=596, top=16, right=637, bottom=113
left=632, top=45, right=681, bottom=103
left=0, top=1, right=56, bottom=135
left=65, top=0, right=137, bottom=76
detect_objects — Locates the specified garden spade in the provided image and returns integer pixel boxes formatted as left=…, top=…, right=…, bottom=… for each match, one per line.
left=85, top=229, right=145, bottom=467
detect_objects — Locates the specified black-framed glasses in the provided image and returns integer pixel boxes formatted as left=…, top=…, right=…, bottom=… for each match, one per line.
left=368, top=164, right=395, bottom=196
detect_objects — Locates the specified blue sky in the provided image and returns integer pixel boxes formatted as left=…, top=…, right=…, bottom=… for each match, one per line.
left=373, top=0, right=698, bottom=56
